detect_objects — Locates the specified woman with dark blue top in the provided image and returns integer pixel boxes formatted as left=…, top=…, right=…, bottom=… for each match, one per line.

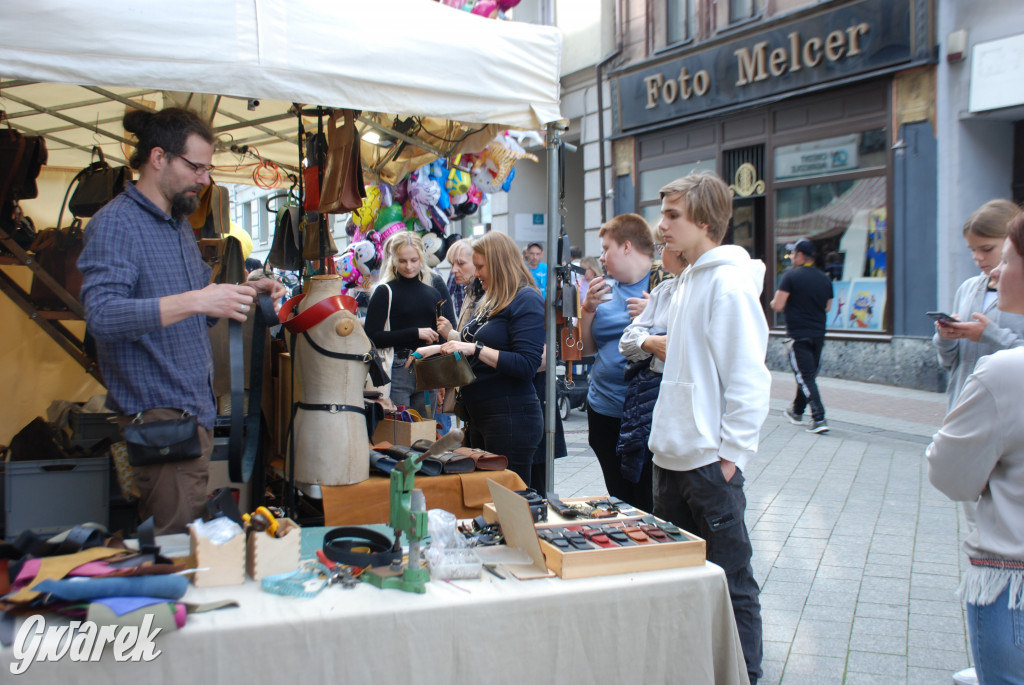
left=413, top=231, right=545, bottom=486
left=580, top=213, right=657, bottom=505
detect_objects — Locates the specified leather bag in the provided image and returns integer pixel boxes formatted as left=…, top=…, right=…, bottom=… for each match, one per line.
left=302, top=130, right=327, bottom=211
left=267, top=203, right=303, bottom=271
left=317, top=109, right=365, bottom=214
left=123, top=413, right=202, bottom=467
left=413, top=351, right=476, bottom=392
left=63, top=147, right=131, bottom=222
left=0, top=121, right=47, bottom=205
left=29, top=219, right=84, bottom=309
left=188, top=178, right=230, bottom=238
left=453, top=446, right=508, bottom=471
left=301, top=212, right=338, bottom=260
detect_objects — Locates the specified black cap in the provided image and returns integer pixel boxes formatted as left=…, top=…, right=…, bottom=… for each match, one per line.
left=787, top=239, right=815, bottom=257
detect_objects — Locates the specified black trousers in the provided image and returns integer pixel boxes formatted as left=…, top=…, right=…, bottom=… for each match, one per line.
left=588, top=406, right=652, bottom=510
left=788, top=337, right=825, bottom=422
left=653, top=462, right=763, bottom=685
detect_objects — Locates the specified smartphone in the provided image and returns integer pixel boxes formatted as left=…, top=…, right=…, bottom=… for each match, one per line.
left=926, top=311, right=955, bottom=324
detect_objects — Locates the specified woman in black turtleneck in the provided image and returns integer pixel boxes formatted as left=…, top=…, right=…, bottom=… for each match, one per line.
left=365, top=232, right=455, bottom=414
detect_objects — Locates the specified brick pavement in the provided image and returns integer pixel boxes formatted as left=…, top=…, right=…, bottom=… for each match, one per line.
left=554, top=371, right=968, bottom=684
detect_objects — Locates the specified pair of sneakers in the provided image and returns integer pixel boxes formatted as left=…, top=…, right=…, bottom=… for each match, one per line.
left=784, top=408, right=829, bottom=433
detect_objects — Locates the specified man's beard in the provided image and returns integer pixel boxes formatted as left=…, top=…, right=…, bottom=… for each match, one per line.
left=170, top=187, right=202, bottom=219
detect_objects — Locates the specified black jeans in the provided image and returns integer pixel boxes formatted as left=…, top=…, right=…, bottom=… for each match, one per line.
left=653, top=463, right=763, bottom=685
left=788, top=337, right=825, bottom=422
left=588, top=406, right=652, bottom=509
left=465, top=393, right=544, bottom=488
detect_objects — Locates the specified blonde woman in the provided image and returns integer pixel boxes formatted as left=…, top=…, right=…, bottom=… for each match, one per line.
left=365, top=231, right=454, bottom=414
left=437, top=238, right=483, bottom=341
left=413, top=231, right=545, bottom=486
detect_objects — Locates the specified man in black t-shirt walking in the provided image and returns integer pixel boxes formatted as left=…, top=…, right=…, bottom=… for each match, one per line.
left=770, top=239, right=833, bottom=433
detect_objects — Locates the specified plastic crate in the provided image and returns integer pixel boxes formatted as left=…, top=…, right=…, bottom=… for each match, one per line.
left=1, top=456, right=109, bottom=538
left=68, top=410, right=120, bottom=443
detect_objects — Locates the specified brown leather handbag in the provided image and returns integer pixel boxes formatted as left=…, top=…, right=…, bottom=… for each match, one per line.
left=452, top=447, right=508, bottom=471
left=28, top=220, right=84, bottom=309
left=413, top=352, right=476, bottom=392
left=318, top=109, right=366, bottom=214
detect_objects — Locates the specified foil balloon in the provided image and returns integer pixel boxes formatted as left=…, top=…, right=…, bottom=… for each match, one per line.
left=373, top=203, right=404, bottom=231
left=351, top=184, right=381, bottom=230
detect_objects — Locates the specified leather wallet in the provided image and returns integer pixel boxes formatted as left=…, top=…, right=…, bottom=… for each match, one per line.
left=453, top=447, right=508, bottom=471
left=582, top=527, right=617, bottom=548
left=369, top=449, right=398, bottom=474
left=434, top=450, right=476, bottom=474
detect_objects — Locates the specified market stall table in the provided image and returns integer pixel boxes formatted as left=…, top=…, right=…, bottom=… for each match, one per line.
left=3, top=535, right=749, bottom=685
left=321, top=470, right=527, bottom=524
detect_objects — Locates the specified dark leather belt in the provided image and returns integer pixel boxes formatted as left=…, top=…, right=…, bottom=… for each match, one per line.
left=322, top=527, right=401, bottom=568
left=295, top=402, right=365, bottom=415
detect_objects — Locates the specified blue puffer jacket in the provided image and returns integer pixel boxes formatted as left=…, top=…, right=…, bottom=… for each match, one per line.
left=616, top=358, right=663, bottom=483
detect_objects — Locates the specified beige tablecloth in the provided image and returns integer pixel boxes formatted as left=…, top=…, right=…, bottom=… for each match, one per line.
left=4, top=559, right=748, bottom=685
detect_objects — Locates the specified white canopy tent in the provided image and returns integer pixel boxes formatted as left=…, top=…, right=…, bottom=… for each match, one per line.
left=0, top=0, right=567, bottom=463
left=0, top=0, right=561, bottom=182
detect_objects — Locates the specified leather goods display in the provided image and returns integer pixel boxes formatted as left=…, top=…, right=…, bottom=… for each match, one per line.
left=453, top=446, right=508, bottom=471
left=301, top=212, right=338, bottom=260
left=0, top=118, right=47, bottom=206
left=410, top=438, right=475, bottom=474
left=322, top=526, right=401, bottom=568
left=380, top=444, right=443, bottom=477
left=318, top=109, right=366, bottom=214
left=62, top=147, right=131, bottom=222
left=302, top=130, right=328, bottom=212
left=412, top=351, right=476, bottom=392
left=188, top=178, right=230, bottom=238
left=267, top=203, right=303, bottom=271
left=369, top=449, right=399, bottom=474
left=122, top=412, right=202, bottom=467
left=28, top=219, right=84, bottom=309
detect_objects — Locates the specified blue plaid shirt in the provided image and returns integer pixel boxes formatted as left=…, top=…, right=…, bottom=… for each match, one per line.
left=79, top=183, right=217, bottom=428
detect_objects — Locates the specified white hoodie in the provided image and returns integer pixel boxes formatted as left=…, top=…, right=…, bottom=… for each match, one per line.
left=649, top=244, right=771, bottom=474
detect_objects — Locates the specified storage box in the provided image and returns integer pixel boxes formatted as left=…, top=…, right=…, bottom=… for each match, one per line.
left=535, top=517, right=705, bottom=579
left=246, top=518, right=301, bottom=580
left=68, top=410, right=120, bottom=443
left=371, top=418, right=437, bottom=446
left=1, top=456, right=109, bottom=538
left=189, top=524, right=245, bottom=587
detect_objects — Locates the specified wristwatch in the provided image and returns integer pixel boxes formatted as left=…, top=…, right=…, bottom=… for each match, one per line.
left=474, top=341, right=484, bottom=356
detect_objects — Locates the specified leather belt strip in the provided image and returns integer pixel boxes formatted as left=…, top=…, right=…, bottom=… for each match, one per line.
left=295, top=402, right=365, bottom=415
left=279, top=293, right=357, bottom=334
left=322, top=526, right=401, bottom=568
left=228, top=293, right=277, bottom=483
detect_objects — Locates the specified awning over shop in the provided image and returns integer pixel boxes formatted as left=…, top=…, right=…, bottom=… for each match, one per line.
left=775, top=176, right=887, bottom=243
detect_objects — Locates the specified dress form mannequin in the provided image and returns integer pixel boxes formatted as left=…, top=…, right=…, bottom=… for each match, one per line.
left=292, top=275, right=370, bottom=487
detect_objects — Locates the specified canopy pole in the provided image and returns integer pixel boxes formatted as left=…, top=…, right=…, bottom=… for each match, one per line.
left=543, top=122, right=564, bottom=495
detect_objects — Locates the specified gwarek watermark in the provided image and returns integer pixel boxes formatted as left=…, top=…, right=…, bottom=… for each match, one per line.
left=10, top=614, right=162, bottom=675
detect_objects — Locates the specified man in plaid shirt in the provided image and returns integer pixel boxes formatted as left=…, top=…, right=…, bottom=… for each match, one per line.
left=79, top=107, right=283, bottom=534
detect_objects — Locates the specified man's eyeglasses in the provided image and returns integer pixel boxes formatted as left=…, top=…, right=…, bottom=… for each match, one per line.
left=174, top=154, right=216, bottom=175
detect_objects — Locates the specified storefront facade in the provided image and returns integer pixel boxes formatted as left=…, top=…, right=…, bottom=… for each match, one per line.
left=607, top=0, right=944, bottom=389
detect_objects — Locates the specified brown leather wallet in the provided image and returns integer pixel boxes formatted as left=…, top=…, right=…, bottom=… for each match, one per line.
left=621, top=525, right=654, bottom=544
left=453, top=447, right=508, bottom=471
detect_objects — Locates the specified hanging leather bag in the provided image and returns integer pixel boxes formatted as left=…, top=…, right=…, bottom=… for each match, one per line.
left=29, top=219, right=84, bottom=309
left=64, top=147, right=132, bottom=221
left=318, top=109, right=366, bottom=214
left=301, top=212, right=338, bottom=261
left=0, top=118, right=47, bottom=206
left=302, top=130, right=328, bottom=212
left=267, top=203, right=303, bottom=271
left=188, top=178, right=230, bottom=238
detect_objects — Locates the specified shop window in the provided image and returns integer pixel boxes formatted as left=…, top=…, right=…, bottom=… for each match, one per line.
left=728, top=0, right=760, bottom=24
left=774, top=129, right=887, bottom=182
left=667, top=0, right=691, bottom=45
left=773, top=175, right=887, bottom=332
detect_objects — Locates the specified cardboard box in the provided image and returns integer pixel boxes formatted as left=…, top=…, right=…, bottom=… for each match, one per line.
left=536, top=517, right=705, bottom=579
left=371, top=418, right=436, bottom=446
left=246, top=518, right=301, bottom=580
left=189, top=524, right=245, bottom=587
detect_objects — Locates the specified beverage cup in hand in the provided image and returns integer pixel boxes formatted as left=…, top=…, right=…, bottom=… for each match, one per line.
left=600, top=278, right=617, bottom=302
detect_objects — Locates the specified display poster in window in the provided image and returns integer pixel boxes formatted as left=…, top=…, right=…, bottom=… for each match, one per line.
left=866, top=208, right=886, bottom=277
left=827, top=281, right=852, bottom=330
left=846, top=278, right=886, bottom=331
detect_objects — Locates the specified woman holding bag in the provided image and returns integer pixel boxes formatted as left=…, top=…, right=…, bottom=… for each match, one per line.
left=364, top=231, right=453, bottom=414
left=412, top=231, right=545, bottom=486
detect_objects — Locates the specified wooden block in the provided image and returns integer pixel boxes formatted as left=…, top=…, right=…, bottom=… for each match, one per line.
left=246, top=518, right=301, bottom=580
left=189, top=525, right=245, bottom=587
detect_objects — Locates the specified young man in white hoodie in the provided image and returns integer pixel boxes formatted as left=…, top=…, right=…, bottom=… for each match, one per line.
left=650, top=172, right=771, bottom=685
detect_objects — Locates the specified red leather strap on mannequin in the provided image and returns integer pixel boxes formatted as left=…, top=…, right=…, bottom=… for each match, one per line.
left=279, top=293, right=357, bottom=334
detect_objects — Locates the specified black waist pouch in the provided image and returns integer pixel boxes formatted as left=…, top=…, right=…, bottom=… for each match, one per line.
left=123, top=413, right=202, bottom=467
